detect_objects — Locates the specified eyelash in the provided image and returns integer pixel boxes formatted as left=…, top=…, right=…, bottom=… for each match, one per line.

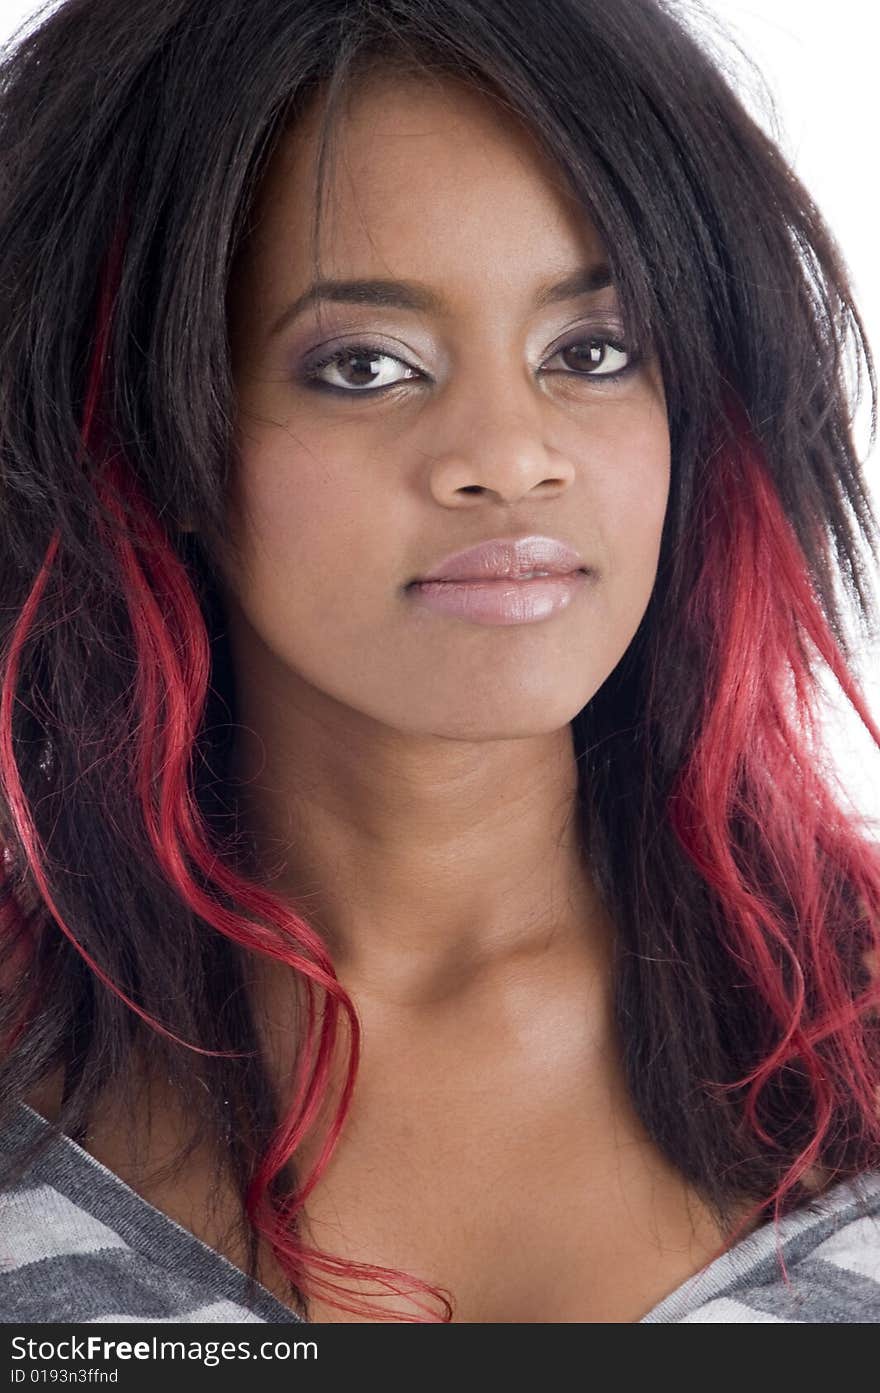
left=299, top=332, right=641, bottom=397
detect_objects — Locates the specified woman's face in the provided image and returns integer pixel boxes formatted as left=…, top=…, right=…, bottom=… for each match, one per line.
left=221, top=73, right=670, bottom=741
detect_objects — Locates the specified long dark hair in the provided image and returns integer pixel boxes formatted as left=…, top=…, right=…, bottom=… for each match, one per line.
left=1, top=0, right=879, bottom=1323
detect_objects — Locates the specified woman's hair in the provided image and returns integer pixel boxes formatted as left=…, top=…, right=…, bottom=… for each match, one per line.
left=1, top=0, right=879, bottom=1323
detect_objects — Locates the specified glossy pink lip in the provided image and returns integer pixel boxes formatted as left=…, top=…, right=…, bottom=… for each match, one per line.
left=412, top=534, right=586, bottom=583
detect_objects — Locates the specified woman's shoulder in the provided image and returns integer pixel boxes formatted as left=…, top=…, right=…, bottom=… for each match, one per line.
left=641, top=1170, right=880, bottom=1323
left=0, top=1100, right=302, bottom=1325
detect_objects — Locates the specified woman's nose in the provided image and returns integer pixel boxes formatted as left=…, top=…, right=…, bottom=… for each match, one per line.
left=421, top=365, right=576, bottom=505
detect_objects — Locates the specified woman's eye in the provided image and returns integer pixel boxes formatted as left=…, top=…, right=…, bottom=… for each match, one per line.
left=545, top=337, right=635, bottom=379
left=301, top=346, right=420, bottom=393
left=299, top=334, right=638, bottom=396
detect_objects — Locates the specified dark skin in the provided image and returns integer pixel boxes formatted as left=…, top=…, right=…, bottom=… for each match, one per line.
left=26, top=72, right=765, bottom=1320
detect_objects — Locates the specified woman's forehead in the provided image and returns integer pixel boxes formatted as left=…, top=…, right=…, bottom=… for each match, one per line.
left=236, top=75, right=606, bottom=306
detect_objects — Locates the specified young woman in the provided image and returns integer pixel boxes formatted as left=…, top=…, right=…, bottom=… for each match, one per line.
left=1, top=0, right=879, bottom=1324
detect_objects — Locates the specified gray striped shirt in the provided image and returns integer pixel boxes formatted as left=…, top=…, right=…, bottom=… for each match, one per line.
left=1, top=1101, right=879, bottom=1322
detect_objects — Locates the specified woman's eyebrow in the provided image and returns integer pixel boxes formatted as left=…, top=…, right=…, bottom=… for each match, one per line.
left=267, top=262, right=614, bottom=340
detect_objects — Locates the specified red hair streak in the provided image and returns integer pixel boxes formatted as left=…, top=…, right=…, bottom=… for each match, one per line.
left=666, top=396, right=880, bottom=1284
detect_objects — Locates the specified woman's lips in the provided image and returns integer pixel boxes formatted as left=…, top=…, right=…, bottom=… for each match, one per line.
left=407, top=570, right=590, bottom=626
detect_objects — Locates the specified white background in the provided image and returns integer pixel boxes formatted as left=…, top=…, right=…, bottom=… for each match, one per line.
left=2, top=0, right=879, bottom=832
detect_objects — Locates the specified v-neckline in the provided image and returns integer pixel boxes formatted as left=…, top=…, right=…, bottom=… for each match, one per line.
left=8, top=1099, right=880, bottom=1323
